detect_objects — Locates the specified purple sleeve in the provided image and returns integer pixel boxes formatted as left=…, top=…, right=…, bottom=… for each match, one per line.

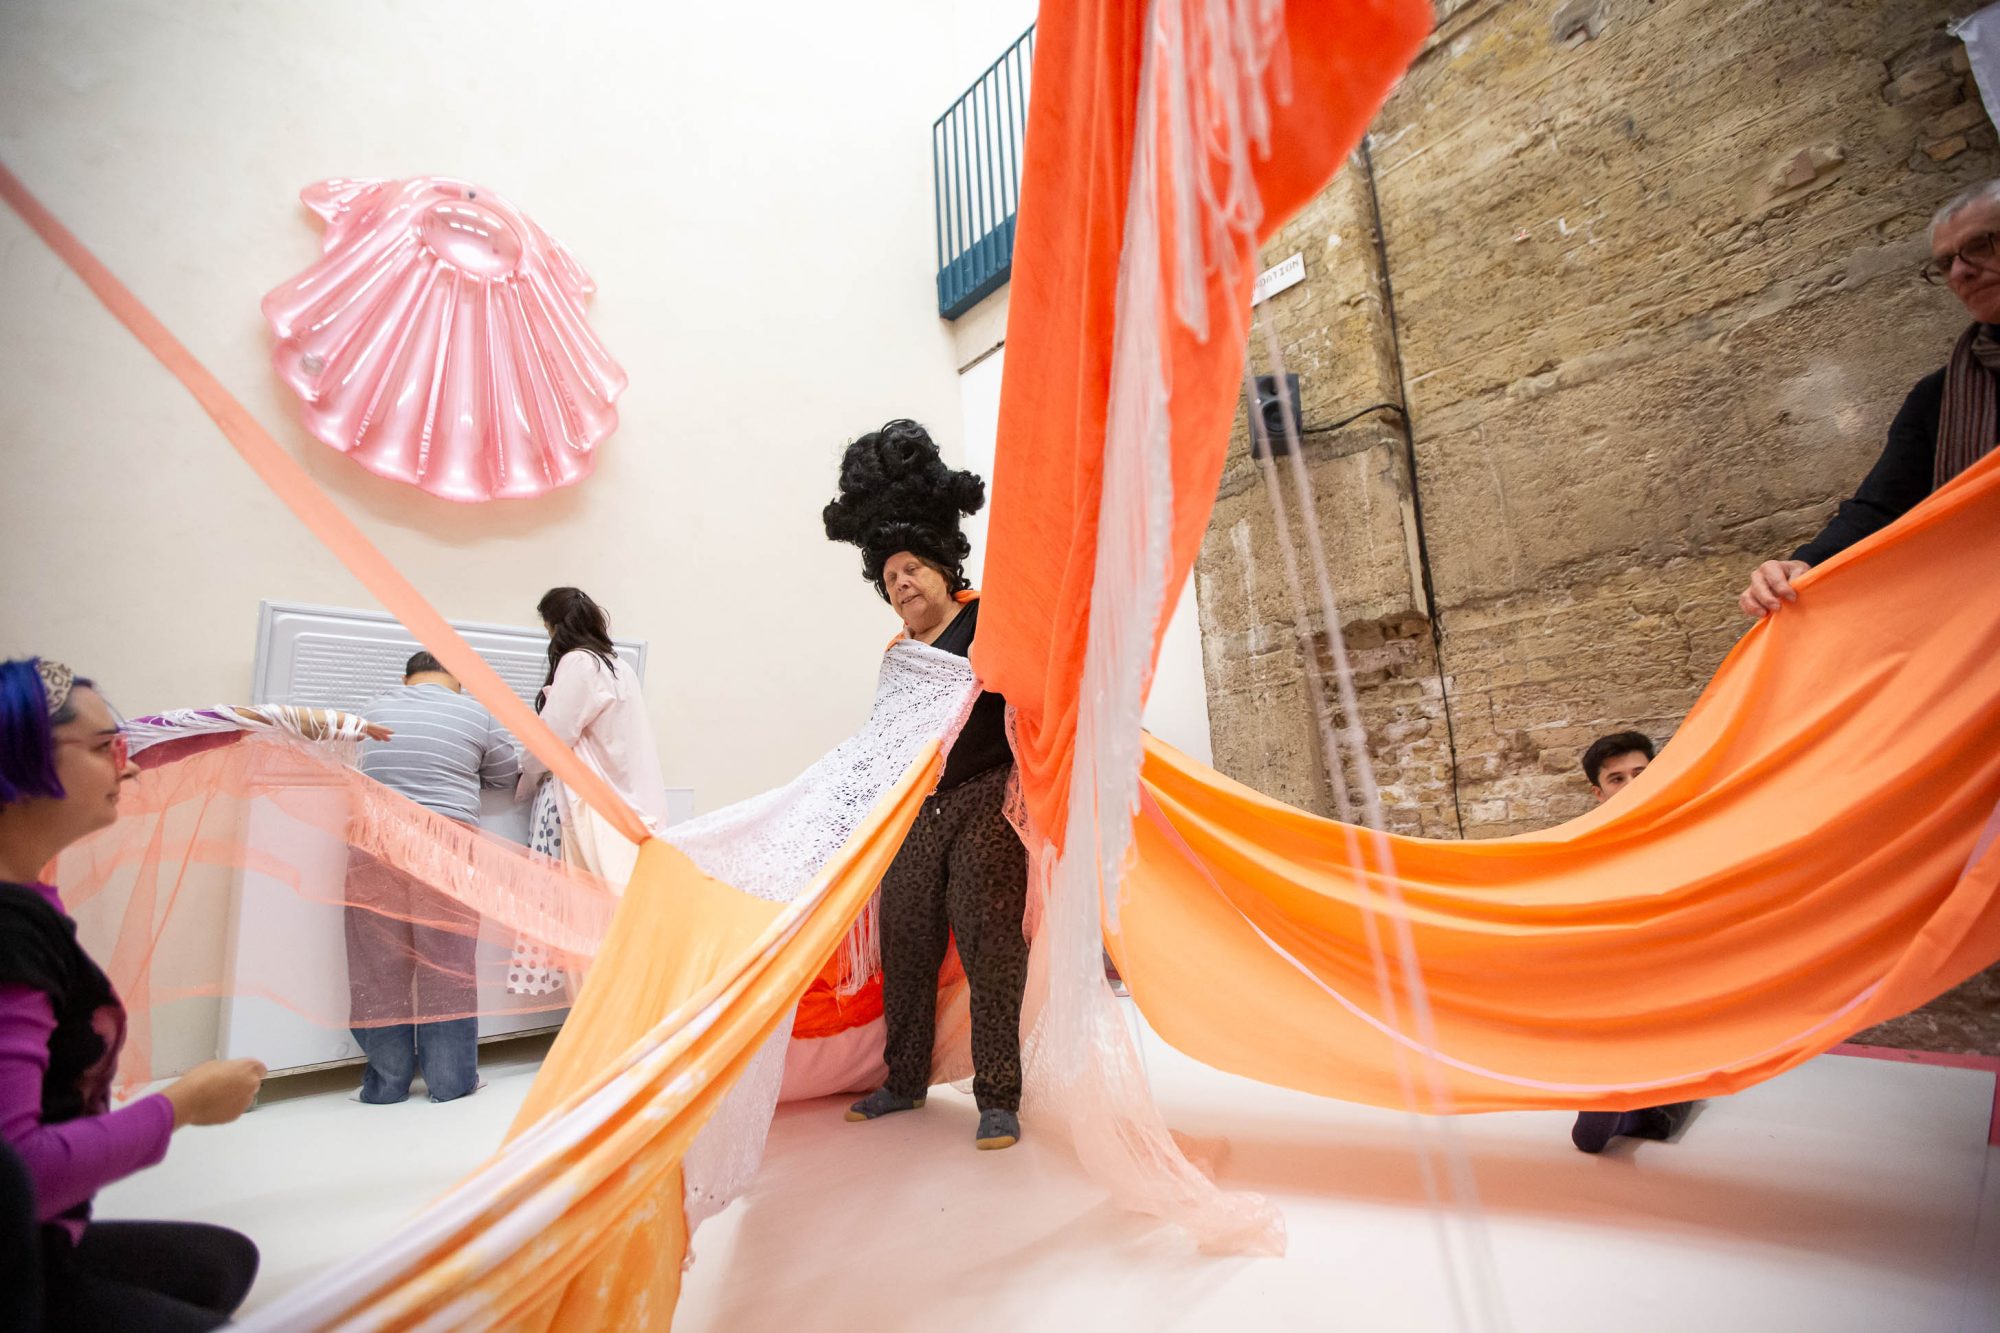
left=0, top=983, right=174, bottom=1221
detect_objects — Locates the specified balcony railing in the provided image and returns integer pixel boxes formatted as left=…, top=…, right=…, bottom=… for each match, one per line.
left=933, top=25, right=1034, bottom=320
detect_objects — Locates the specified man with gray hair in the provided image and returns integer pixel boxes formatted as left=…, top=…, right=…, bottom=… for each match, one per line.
left=1740, top=179, right=2000, bottom=617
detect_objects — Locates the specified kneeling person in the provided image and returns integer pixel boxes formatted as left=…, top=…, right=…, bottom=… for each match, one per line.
left=1569, top=731, right=1697, bottom=1154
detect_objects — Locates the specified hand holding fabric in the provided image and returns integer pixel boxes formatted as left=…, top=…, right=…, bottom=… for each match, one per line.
left=1738, top=559, right=1810, bottom=618
left=162, top=1059, right=265, bottom=1128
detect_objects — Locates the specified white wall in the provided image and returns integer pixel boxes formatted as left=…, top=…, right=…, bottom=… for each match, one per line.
left=952, top=0, right=1041, bottom=92
left=0, top=1, right=981, bottom=812
left=957, top=350, right=1008, bottom=577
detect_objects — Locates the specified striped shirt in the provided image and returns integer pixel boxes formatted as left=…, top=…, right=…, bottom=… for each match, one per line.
left=358, top=684, right=520, bottom=824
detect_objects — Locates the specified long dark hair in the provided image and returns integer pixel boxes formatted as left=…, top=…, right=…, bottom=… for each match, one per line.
left=536, top=588, right=617, bottom=706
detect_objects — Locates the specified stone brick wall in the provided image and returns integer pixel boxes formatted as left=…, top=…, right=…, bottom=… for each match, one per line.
left=1195, top=0, right=2000, bottom=1050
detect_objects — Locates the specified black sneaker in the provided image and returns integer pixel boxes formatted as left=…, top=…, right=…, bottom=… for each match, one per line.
left=975, top=1107, right=1020, bottom=1150
left=845, top=1088, right=925, bottom=1122
left=1571, top=1110, right=1621, bottom=1154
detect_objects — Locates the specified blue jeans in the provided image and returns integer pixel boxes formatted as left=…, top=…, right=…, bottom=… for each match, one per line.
left=343, top=849, right=482, bottom=1103
left=349, top=1017, right=479, bottom=1103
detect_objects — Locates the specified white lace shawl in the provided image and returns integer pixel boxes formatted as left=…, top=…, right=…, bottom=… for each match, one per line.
left=670, top=641, right=980, bottom=1236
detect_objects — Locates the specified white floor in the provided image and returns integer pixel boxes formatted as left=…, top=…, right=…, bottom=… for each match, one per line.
left=100, top=1012, right=2000, bottom=1332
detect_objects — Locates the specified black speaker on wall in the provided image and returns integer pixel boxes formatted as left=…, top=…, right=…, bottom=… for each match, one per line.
left=1249, top=373, right=1301, bottom=459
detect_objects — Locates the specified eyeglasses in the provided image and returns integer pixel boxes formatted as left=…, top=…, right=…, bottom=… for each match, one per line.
left=59, top=729, right=129, bottom=769
left=1920, top=231, right=2000, bottom=284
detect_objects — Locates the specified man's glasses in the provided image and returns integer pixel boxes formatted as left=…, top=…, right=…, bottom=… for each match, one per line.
left=1920, top=230, right=2000, bottom=284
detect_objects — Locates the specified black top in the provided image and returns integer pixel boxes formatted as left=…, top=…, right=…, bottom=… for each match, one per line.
left=0, top=881, right=126, bottom=1227
left=925, top=600, right=1014, bottom=790
left=1792, top=368, right=1944, bottom=566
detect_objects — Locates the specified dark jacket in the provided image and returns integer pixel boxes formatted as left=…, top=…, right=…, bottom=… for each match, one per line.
left=1792, top=369, right=1944, bottom=566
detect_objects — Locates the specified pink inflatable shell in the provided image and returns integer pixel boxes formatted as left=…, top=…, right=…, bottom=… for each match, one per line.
left=262, top=178, right=627, bottom=502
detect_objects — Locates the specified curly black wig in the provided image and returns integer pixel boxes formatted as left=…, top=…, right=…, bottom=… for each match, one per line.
left=823, top=419, right=986, bottom=600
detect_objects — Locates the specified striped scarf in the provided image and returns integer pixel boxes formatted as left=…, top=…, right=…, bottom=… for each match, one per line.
left=1935, top=323, right=2000, bottom=488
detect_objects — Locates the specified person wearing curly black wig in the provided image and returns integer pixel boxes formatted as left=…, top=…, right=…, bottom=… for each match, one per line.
left=826, top=420, right=1030, bottom=1151
left=0, top=658, right=265, bottom=1329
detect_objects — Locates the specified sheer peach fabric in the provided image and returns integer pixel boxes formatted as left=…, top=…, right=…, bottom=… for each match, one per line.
left=55, top=731, right=618, bottom=1089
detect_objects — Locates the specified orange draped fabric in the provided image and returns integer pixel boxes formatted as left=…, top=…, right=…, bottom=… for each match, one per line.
left=1119, top=452, right=2000, bottom=1111
left=975, top=0, right=1434, bottom=847
left=791, top=942, right=966, bottom=1040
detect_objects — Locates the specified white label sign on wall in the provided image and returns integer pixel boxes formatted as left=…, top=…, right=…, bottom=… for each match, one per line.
left=1252, top=252, right=1306, bottom=306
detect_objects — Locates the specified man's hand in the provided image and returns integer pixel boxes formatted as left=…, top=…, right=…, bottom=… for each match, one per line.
left=1739, top=559, right=1810, bottom=619
left=362, top=723, right=394, bottom=742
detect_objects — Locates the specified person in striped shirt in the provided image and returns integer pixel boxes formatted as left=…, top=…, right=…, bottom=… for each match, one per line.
left=346, top=652, right=521, bottom=1104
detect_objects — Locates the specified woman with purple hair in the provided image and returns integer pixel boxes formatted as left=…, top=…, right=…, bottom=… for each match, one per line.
left=0, top=657, right=266, bottom=1330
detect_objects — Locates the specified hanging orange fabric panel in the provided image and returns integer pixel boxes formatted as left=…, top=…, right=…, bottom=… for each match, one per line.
left=974, top=0, right=1434, bottom=847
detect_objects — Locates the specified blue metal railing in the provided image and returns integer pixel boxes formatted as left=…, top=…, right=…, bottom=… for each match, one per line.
left=933, top=25, right=1034, bottom=320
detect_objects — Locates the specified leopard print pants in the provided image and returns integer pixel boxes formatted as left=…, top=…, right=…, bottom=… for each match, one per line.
left=879, top=762, right=1029, bottom=1112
